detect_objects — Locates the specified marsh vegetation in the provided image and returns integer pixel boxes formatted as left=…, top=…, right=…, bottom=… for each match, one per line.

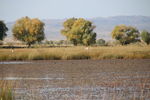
left=0, top=45, right=150, bottom=61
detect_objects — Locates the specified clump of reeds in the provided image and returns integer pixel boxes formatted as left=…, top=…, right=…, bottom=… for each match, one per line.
left=0, top=81, right=14, bottom=100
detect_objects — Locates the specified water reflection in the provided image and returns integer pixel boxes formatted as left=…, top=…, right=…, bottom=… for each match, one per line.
left=0, top=61, right=31, bottom=64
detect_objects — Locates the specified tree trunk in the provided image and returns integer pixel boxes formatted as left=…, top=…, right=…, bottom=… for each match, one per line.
left=73, top=40, right=78, bottom=46
left=27, top=43, right=31, bottom=48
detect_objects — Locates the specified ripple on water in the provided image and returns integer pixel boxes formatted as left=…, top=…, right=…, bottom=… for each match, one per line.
left=0, top=77, right=64, bottom=80
left=0, top=61, right=31, bottom=64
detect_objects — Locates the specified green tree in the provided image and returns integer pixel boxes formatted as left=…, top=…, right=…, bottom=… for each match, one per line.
left=0, top=20, right=8, bottom=40
left=12, top=17, right=45, bottom=47
left=96, top=39, right=105, bottom=46
left=111, top=25, right=139, bottom=45
left=141, top=30, right=150, bottom=44
left=61, top=18, right=96, bottom=46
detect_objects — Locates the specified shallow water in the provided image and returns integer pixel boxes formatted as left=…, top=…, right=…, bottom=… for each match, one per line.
left=0, top=60, right=150, bottom=100
left=0, top=61, right=31, bottom=64
left=0, top=77, right=64, bottom=80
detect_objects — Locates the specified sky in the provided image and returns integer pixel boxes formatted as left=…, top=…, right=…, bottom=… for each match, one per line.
left=0, top=0, right=150, bottom=22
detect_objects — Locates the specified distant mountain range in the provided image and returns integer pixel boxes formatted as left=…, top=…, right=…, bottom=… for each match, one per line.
left=5, top=16, right=150, bottom=42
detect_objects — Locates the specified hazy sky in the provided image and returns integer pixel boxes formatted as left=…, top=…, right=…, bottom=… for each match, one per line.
left=0, top=0, right=150, bottom=22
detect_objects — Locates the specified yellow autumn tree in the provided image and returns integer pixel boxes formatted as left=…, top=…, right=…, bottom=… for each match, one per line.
left=61, top=18, right=96, bottom=46
left=111, top=25, right=139, bottom=45
left=12, top=17, right=45, bottom=47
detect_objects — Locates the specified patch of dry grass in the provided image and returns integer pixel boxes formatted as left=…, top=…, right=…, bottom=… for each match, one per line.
left=0, top=81, right=14, bottom=100
left=0, top=45, right=150, bottom=60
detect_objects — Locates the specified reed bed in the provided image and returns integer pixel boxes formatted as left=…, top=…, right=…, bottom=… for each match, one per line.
left=0, top=45, right=150, bottom=61
left=0, top=81, right=14, bottom=100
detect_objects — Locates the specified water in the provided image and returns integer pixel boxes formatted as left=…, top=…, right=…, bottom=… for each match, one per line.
left=0, top=77, right=64, bottom=80
left=0, top=61, right=31, bottom=64
left=0, top=60, right=150, bottom=100
left=2, top=74, right=150, bottom=100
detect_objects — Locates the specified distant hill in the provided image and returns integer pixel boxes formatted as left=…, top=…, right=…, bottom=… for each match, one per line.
left=5, top=16, right=150, bottom=42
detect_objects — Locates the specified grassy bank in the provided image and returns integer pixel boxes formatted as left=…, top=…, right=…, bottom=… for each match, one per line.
left=0, top=45, right=150, bottom=61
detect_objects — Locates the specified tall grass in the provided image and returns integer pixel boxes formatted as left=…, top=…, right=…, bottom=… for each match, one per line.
left=0, top=45, right=150, bottom=60
left=0, top=81, right=14, bottom=100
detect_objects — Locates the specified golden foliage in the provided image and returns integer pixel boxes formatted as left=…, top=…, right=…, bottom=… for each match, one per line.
left=12, top=17, right=45, bottom=47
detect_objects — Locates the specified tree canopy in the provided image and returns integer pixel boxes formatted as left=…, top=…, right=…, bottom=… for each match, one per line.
left=12, top=17, right=45, bottom=47
left=111, top=25, right=139, bottom=45
left=96, top=39, right=106, bottom=46
left=0, top=20, right=8, bottom=40
left=141, top=30, right=150, bottom=44
left=61, top=18, right=96, bottom=46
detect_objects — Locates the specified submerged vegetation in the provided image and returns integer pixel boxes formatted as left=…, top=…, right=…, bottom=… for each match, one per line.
left=0, top=45, right=150, bottom=61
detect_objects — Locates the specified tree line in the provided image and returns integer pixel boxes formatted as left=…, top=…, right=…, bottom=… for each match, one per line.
left=0, top=16, right=150, bottom=47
